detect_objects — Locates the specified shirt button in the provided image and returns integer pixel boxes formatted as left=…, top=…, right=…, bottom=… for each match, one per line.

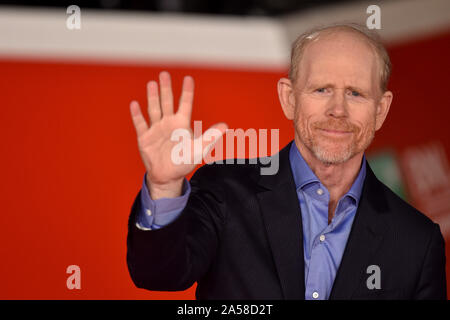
left=319, top=234, right=326, bottom=242
left=146, top=209, right=152, bottom=216
left=135, top=222, right=152, bottom=231
left=316, top=188, right=324, bottom=195
left=312, top=291, right=319, bottom=299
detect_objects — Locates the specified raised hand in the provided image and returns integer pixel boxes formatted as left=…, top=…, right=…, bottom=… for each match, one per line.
left=130, top=71, right=228, bottom=199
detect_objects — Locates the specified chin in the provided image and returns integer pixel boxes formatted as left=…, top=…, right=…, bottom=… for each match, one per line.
left=311, top=144, right=355, bottom=165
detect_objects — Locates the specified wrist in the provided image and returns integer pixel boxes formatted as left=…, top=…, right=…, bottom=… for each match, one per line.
left=146, top=176, right=184, bottom=200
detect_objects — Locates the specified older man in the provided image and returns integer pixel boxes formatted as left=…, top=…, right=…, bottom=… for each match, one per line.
left=127, top=23, right=447, bottom=299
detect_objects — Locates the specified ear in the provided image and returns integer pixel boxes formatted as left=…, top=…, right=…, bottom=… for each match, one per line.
left=277, top=78, right=296, bottom=120
left=375, top=90, right=393, bottom=131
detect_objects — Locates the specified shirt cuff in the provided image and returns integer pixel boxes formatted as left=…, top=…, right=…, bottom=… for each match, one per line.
left=136, top=173, right=191, bottom=230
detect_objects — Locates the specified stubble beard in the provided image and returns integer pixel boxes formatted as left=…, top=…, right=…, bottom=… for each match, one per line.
left=296, top=116, right=376, bottom=165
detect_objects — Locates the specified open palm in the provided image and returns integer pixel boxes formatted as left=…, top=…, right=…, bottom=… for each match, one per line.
left=130, top=71, right=227, bottom=198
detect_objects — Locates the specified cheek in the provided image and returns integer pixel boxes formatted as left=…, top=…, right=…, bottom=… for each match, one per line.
left=354, top=116, right=377, bottom=143
left=294, top=98, right=321, bottom=126
left=364, top=110, right=378, bottom=128
left=351, top=106, right=377, bottom=129
left=294, top=107, right=314, bottom=135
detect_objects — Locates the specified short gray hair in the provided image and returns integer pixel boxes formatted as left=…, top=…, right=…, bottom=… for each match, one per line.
left=288, top=22, right=392, bottom=92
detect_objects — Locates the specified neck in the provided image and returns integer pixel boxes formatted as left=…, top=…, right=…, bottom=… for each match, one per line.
left=293, top=138, right=363, bottom=202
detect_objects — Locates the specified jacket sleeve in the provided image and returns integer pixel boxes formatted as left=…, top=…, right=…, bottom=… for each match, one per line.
left=126, top=164, right=226, bottom=291
left=136, top=174, right=191, bottom=230
left=413, top=223, right=447, bottom=300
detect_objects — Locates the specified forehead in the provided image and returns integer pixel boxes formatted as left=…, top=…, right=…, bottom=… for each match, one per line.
left=298, top=31, right=379, bottom=89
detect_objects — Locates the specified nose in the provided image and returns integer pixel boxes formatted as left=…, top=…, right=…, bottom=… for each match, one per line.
left=326, top=89, right=348, bottom=118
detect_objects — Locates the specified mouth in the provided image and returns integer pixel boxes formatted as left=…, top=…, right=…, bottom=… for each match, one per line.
left=317, top=128, right=353, bottom=136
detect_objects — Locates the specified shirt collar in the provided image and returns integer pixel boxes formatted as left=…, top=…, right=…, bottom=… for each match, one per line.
left=288, top=140, right=366, bottom=204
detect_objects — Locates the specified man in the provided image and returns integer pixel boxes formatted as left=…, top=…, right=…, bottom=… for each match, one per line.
left=127, top=23, right=447, bottom=299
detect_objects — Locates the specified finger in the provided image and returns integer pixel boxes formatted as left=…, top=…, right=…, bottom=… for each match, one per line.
left=130, top=100, right=149, bottom=137
left=147, top=80, right=161, bottom=125
left=177, top=76, right=194, bottom=123
left=159, top=71, right=174, bottom=116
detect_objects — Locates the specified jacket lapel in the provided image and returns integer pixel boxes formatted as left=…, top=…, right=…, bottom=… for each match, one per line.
left=255, top=142, right=390, bottom=300
left=329, top=165, right=390, bottom=299
left=256, top=142, right=306, bottom=299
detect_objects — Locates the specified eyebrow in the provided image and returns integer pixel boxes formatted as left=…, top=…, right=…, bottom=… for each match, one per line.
left=306, top=82, right=369, bottom=94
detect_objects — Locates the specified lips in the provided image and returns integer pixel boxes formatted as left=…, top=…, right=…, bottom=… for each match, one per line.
left=319, top=128, right=352, bottom=134
left=315, top=127, right=354, bottom=139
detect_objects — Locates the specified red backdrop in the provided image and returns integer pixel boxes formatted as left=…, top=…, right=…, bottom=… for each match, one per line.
left=0, top=30, right=449, bottom=299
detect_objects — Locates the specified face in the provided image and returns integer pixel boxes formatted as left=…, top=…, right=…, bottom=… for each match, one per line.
left=279, top=31, right=392, bottom=165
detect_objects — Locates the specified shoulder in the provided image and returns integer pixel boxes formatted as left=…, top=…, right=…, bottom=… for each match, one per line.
left=190, top=158, right=262, bottom=188
left=190, top=141, right=292, bottom=189
left=374, top=175, right=441, bottom=241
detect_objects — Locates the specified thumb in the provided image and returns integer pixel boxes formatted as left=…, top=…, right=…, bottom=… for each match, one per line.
left=195, top=122, right=228, bottom=159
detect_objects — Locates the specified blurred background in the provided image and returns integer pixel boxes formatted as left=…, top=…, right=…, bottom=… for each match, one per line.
left=0, top=0, right=377, bottom=15
left=0, top=0, right=449, bottom=299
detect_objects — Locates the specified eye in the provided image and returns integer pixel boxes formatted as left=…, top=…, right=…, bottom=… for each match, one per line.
left=316, top=88, right=326, bottom=93
left=351, top=90, right=361, bottom=97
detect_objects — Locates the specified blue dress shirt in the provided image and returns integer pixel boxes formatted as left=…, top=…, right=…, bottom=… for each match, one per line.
left=288, top=142, right=366, bottom=300
left=136, top=141, right=366, bottom=300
